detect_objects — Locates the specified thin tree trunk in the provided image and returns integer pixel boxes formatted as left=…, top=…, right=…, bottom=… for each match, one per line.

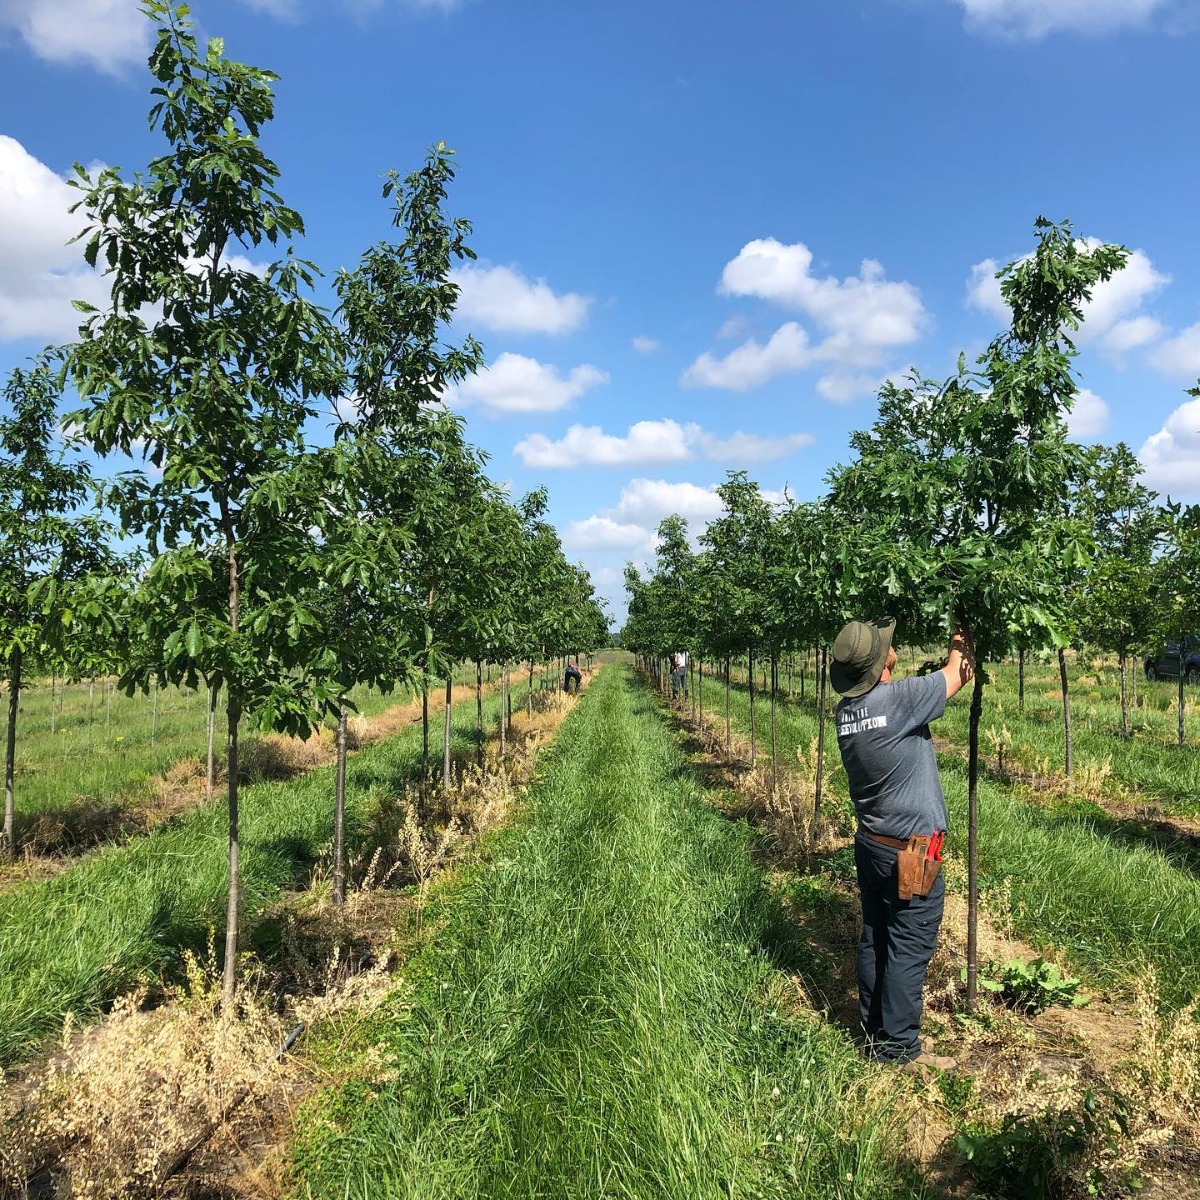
left=1018, top=648, right=1025, bottom=715
left=812, top=647, right=827, bottom=839
left=443, top=675, right=453, bottom=784
left=499, top=661, right=508, bottom=757
left=965, top=669, right=984, bottom=1011
left=1118, top=647, right=1130, bottom=737
left=88, top=677, right=95, bottom=748
left=725, top=654, right=732, bottom=762
left=748, top=650, right=757, bottom=768
left=151, top=684, right=159, bottom=747
left=332, top=697, right=348, bottom=908
left=206, top=682, right=217, bottom=802
left=527, top=659, right=534, bottom=719
left=1178, top=653, right=1186, bottom=748
left=770, top=652, right=778, bottom=797
left=475, top=659, right=484, bottom=769
left=1058, top=647, right=1073, bottom=776
left=698, top=658, right=703, bottom=728
left=222, top=693, right=241, bottom=1006
left=222, top=526, right=243, bottom=1010
left=788, top=654, right=794, bottom=701
left=3, top=647, right=22, bottom=859
left=49, top=672, right=56, bottom=735
left=421, top=673, right=430, bottom=781
left=106, top=681, right=113, bottom=730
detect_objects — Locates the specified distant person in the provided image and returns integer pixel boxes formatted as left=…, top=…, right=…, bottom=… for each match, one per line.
left=830, top=616, right=974, bottom=1073
left=670, top=650, right=688, bottom=701
left=563, top=660, right=582, bottom=694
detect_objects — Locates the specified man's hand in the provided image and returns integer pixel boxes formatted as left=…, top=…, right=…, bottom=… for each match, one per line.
left=941, top=624, right=975, bottom=700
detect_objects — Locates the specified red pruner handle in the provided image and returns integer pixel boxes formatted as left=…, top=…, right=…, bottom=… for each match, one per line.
left=927, top=831, right=944, bottom=861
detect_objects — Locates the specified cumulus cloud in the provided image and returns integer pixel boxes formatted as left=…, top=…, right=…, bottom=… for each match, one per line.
left=684, top=240, right=927, bottom=395
left=564, top=477, right=794, bottom=558
left=561, top=516, right=656, bottom=553
left=448, top=352, right=607, bottom=415
left=0, top=0, right=149, bottom=73
left=1138, top=397, right=1200, bottom=496
left=1149, top=323, right=1200, bottom=378
left=0, top=136, right=109, bottom=342
left=967, top=244, right=1169, bottom=358
left=450, top=262, right=589, bottom=335
left=681, top=322, right=812, bottom=391
left=513, top=419, right=812, bottom=468
left=1066, top=388, right=1110, bottom=440
left=631, top=335, right=660, bottom=353
left=950, top=0, right=1171, bottom=39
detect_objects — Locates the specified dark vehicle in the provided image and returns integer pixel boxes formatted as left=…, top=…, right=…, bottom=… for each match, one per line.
left=1144, top=634, right=1200, bottom=683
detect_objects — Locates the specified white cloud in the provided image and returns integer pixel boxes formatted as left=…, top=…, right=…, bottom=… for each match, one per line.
left=693, top=428, right=814, bottom=462
left=561, top=516, right=655, bottom=553
left=681, top=322, right=811, bottom=391
left=1066, top=388, right=1110, bottom=440
left=450, top=262, right=589, bottom=335
left=513, top=419, right=812, bottom=468
left=817, top=373, right=884, bottom=404
left=1138, top=397, right=1200, bottom=496
left=241, top=0, right=302, bottom=16
left=685, top=239, right=927, bottom=395
left=565, top=476, right=796, bottom=563
left=966, top=259, right=1008, bottom=322
left=718, top=315, right=750, bottom=340
left=515, top=420, right=692, bottom=469
left=1149, top=323, right=1200, bottom=378
left=631, top=335, right=660, bottom=354
left=951, top=0, right=1170, bottom=39
left=448, top=352, right=607, bottom=415
left=0, top=136, right=109, bottom=342
left=1105, top=315, right=1165, bottom=353
left=720, top=240, right=927, bottom=353
left=0, top=0, right=149, bottom=73
left=611, top=479, right=728, bottom=528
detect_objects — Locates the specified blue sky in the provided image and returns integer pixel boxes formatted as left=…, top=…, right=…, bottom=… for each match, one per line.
left=2, top=0, right=1199, bottom=622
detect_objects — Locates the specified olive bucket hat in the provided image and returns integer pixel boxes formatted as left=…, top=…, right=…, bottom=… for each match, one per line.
left=830, top=617, right=896, bottom=698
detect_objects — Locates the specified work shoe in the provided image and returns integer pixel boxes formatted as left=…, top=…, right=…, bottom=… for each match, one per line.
left=900, top=1051, right=956, bottom=1075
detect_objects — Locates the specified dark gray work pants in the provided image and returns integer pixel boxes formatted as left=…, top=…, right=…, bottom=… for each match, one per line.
left=854, top=833, right=945, bottom=1063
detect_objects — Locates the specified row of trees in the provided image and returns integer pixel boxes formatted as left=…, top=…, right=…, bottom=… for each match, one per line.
left=0, top=3, right=607, bottom=1001
left=624, top=218, right=1200, bottom=1007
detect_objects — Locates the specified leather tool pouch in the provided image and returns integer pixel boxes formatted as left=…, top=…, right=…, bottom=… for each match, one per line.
left=896, top=836, right=941, bottom=900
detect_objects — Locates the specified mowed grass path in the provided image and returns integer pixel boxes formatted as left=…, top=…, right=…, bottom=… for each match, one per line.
left=292, top=666, right=916, bottom=1200
left=692, top=669, right=1200, bottom=1007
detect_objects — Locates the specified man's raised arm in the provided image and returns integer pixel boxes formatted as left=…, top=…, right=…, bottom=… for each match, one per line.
left=940, top=624, right=975, bottom=700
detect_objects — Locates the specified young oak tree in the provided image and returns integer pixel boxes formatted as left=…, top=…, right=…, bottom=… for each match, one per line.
left=66, top=3, right=345, bottom=1003
left=826, top=219, right=1126, bottom=1007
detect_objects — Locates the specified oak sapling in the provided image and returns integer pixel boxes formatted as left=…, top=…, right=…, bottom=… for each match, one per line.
left=67, top=2, right=345, bottom=1003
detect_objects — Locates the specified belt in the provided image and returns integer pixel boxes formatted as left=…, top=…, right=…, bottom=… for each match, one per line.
left=859, top=830, right=914, bottom=850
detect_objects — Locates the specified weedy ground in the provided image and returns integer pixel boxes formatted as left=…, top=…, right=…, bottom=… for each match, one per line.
left=0, top=673, right=585, bottom=1200
left=0, top=660, right=525, bottom=879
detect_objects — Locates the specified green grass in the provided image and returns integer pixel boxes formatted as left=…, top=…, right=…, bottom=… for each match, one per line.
left=0, top=681, right=515, bottom=1069
left=689, top=665, right=1200, bottom=1009
left=290, top=665, right=921, bottom=1200
left=0, top=661, right=522, bottom=854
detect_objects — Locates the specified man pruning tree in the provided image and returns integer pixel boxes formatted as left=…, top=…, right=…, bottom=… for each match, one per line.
left=830, top=617, right=974, bottom=1072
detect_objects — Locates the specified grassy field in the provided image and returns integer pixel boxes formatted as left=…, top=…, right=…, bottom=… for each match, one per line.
left=1, top=660, right=549, bottom=858
left=0, top=679, right=528, bottom=1069
left=687, top=660, right=1200, bottom=1008
left=291, top=665, right=920, bottom=1200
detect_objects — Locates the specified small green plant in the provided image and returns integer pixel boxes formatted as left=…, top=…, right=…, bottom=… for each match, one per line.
left=956, top=1090, right=1133, bottom=1200
left=968, top=956, right=1090, bottom=1014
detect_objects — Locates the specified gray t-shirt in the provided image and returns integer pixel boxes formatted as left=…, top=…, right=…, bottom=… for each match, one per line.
left=835, top=673, right=947, bottom=839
